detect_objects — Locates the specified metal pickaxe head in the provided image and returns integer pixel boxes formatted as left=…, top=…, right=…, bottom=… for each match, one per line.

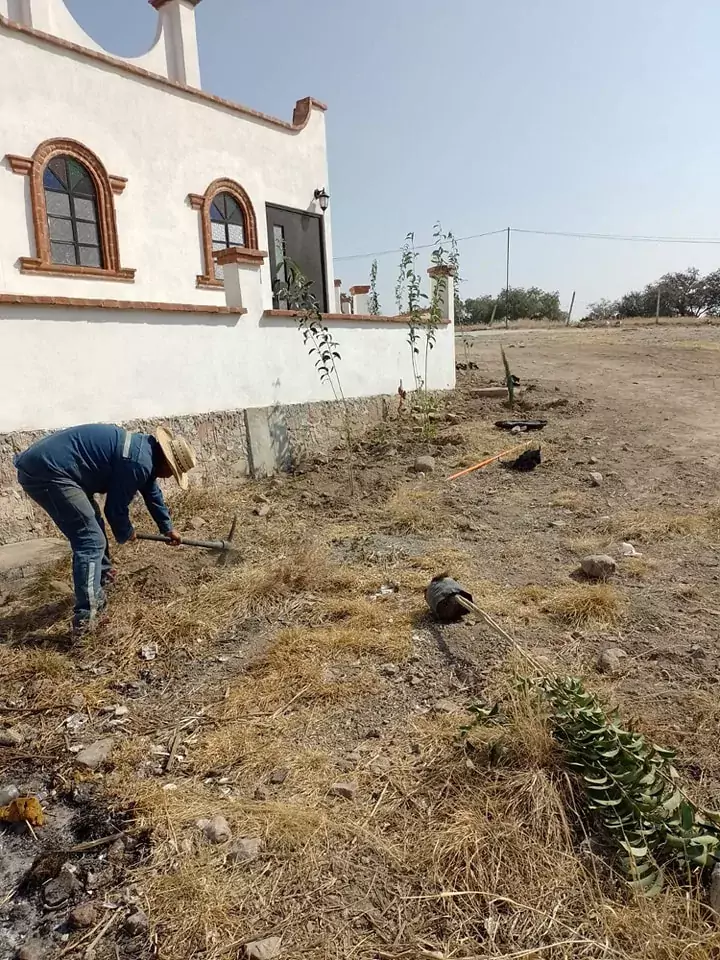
left=216, top=514, right=239, bottom=566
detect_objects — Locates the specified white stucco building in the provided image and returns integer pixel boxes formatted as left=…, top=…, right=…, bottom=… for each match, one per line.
left=0, top=0, right=456, bottom=538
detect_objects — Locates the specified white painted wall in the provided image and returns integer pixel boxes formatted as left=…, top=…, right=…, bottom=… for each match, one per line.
left=0, top=24, right=332, bottom=306
left=0, top=302, right=456, bottom=432
left=1, top=0, right=168, bottom=74
left=0, top=12, right=455, bottom=435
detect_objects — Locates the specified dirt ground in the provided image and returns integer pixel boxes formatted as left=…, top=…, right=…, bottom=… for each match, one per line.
left=1, top=323, right=720, bottom=960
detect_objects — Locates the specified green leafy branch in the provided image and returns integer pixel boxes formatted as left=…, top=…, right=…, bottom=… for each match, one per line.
left=467, top=675, right=720, bottom=896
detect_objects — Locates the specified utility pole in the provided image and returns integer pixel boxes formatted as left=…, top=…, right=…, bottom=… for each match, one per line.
left=655, top=288, right=661, bottom=325
left=505, top=227, right=511, bottom=329
left=566, top=291, right=576, bottom=326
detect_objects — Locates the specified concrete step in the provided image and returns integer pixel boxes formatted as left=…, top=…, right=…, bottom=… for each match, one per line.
left=0, top=538, right=70, bottom=581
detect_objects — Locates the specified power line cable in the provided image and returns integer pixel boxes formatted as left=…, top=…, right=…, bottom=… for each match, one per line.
left=333, top=225, right=720, bottom=262
left=333, top=228, right=507, bottom=262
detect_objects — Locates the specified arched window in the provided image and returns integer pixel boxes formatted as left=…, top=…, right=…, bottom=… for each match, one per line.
left=44, top=156, right=103, bottom=268
left=6, top=138, right=134, bottom=281
left=210, top=192, right=246, bottom=280
left=188, top=178, right=261, bottom=288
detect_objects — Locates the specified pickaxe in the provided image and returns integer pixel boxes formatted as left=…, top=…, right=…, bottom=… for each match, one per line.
left=136, top=515, right=240, bottom=565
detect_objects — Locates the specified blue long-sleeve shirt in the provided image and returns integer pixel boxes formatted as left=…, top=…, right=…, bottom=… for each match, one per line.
left=14, top=423, right=173, bottom=544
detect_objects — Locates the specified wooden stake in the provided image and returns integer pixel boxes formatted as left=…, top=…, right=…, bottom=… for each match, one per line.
left=447, top=442, right=530, bottom=481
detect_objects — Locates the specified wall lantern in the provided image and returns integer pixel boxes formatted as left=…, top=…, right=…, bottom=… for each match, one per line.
left=314, top=188, right=330, bottom=212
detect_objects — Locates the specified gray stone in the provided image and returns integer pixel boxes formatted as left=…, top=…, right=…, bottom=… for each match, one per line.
left=581, top=554, right=617, bottom=580
left=245, top=936, right=282, bottom=960
left=125, top=909, right=150, bottom=936
left=588, top=472, right=603, bottom=487
left=254, top=785, right=271, bottom=801
left=197, top=814, right=232, bottom=844
left=254, top=503, right=272, bottom=518
left=412, top=456, right=435, bottom=474
left=227, top=837, right=263, bottom=864
left=269, top=768, right=288, bottom=785
left=75, top=739, right=113, bottom=771
left=589, top=456, right=599, bottom=465
left=17, top=944, right=44, bottom=960
left=549, top=520, right=566, bottom=528
left=107, top=838, right=125, bottom=862
left=433, top=699, right=459, bottom=714
left=44, top=867, right=82, bottom=907
left=69, top=902, right=98, bottom=929
left=619, top=542, right=642, bottom=558
left=597, top=647, right=628, bottom=676
left=330, top=781, right=358, bottom=800
left=48, top=579, right=74, bottom=597
left=0, top=784, right=20, bottom=805
left=709, top=861, right=720, bottom=914
left=0, top=727, right=24, bottom=747
left=189, top=516, right=207, bottom=530
left=380, top=663, right=399, bottom=676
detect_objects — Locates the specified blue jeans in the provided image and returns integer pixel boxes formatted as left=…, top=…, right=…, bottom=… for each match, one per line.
left=17, top=472, right=111, bottom=628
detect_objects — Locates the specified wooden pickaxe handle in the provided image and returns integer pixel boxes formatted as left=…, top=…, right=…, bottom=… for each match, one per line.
left=135, top=533, right=234, bottom=552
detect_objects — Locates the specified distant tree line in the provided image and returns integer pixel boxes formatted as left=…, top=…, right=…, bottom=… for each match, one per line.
left=588, top=267, right=720, bottom=321
left=457, top=286, right=564, bottom=325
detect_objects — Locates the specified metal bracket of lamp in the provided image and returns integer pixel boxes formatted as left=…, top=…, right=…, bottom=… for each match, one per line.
left=314, top=188, right=330, bottom=212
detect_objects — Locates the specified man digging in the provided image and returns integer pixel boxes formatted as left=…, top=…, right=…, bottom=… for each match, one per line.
left=14, top=423, right=196, bottom=635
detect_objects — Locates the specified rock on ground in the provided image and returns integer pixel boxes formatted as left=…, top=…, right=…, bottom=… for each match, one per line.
left=709, top=861, right=720, bottom=914
left=597, top=647, right=628, bottom=676
left=620, top=541, right=642, bottom=558
left=0, top=784, right=20, bottom=805
left=227, top=837, right=263, bottom=864
left=125, top=909, right=150, bottom=936
left=0, top=728, right=24, bottom=747
left=44, top=867, right=82, bottom=907
left=17, top=944, right=43, bottom=960
left=69, top=903, right=98, bottom=929
left=580, top=555, right=617, bottom=580
left=75, top=739, right=113, bottom=771
left=246, top=936, right=282, bottom=960
left=197, top=815, right=232, bottom=844
left=588, top=472, right=603, bottom=487
left=330, top=781, right=358, bottom=800
left=412, top=456, right=435, bottom=474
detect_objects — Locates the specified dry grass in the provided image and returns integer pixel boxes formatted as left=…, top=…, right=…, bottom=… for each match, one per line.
left=551, top=489, right=593, bottom=513
left=541, top=583, right=625, bottom=627
left=382, top=486, right=440, bottom=533
left=599, top=505, right=720, bottom=544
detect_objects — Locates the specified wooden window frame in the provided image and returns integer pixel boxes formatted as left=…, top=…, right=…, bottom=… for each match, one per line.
left=6, top=138, right=135, bottom=282
left=188, top=178, right=262, bottom=289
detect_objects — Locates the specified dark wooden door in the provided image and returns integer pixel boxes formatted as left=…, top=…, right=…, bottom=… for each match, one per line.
left=266, top=203, right=328, bottom=312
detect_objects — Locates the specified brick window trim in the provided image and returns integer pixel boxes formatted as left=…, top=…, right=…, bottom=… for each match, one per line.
left=5, top=138, right=136, bottom=283
left=0, top=292, right=245, bottom=316
left=189, top=178, right=262, bottom=288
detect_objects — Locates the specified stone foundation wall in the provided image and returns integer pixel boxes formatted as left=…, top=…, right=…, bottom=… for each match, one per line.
left=0, top=395, right=392, bottom=544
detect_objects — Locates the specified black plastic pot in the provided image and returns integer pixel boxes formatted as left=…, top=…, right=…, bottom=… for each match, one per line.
left=425, top=576, right=474, bottom=622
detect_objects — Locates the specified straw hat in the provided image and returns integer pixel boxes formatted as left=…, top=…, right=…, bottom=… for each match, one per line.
left=156, top=426, right=197, bottom=490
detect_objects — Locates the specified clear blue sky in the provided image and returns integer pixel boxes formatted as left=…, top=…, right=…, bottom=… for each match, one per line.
left=65, top=0, right=720, bottom=314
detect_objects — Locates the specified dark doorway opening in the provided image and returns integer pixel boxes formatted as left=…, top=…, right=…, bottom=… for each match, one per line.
left=266, top=203, right=328, bottom=312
